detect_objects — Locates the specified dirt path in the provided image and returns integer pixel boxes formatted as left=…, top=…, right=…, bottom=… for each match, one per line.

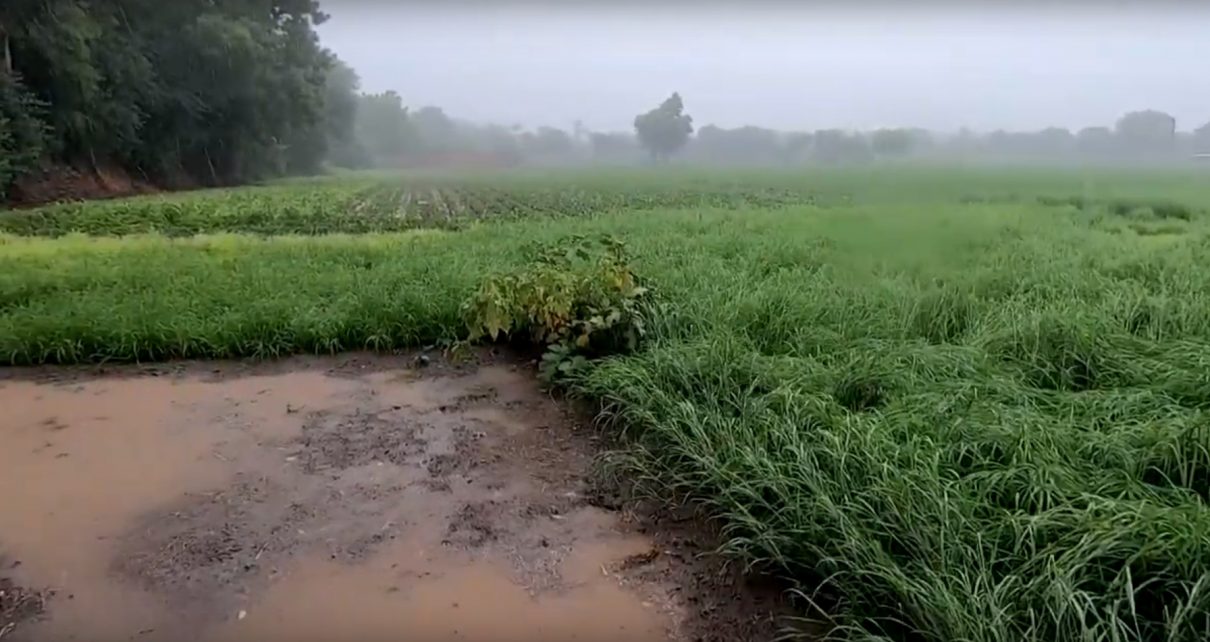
left=0, top=351, right=784, bottom=642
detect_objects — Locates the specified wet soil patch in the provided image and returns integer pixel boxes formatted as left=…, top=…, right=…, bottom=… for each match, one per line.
left=0, top=349, right=792, bottom=642
left=116, top=477, right=317, bottom=608
left=296, top=411, right=426, bottom=473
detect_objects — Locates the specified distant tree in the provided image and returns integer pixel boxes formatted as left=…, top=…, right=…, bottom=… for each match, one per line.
left=812, top=130, right=873, bottom=164
left=355, top=91, right=416, bottom=161
left=1076, top=126, right=1116, bottom=157
left=412, top=106, right=460, bottom=155
left=633, top=92, right=693, bottom=162
left=1115, top=110, right=1177, bottom=157
left=590, top=132, right=640, bottom=163
left=951, top=127, right=981, bottom=153
left=1035, top=127, right=1075, bottom=155
left=780, top=132, right=814, bottom=164
left=286, top=55, right=364, bottom=174
left=692, top=124, right=780, bottom=165
left=479, top=124, right=523, bottom=166
left=870, top=129, right=916, bottom=157
left=978, top=127, right=1074, bottom=159
left=527, top=126, right=575, bottom=156
left=317, top=58, right=366, bottom=169
left=1193, top=121, right=1210, bottom=154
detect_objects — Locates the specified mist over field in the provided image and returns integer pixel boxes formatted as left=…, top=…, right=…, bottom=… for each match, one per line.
left=306, top=1, right=1210, bottom=170
left=317, top=2, right=1210, bottom=132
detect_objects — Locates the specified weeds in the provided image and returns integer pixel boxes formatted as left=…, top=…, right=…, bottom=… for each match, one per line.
left=461, top=234, right=650, bottom=383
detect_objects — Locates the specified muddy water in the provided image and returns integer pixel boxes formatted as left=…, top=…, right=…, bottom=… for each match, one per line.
left=207, top=539, right=665, bottom=642
left=0, top=356, right=680, bottom=642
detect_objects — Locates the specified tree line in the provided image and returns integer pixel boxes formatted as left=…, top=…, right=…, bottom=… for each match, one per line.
left=328, top=90, right=1210, bottom=171
left=626, top=93, right=1210, bottom=166
left=343, top=91, right=1210, bottom=169
left=0, top=0, right=358, bottom=201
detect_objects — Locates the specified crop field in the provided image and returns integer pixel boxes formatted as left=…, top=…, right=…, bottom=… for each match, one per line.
left=0, top=172, right=821, bottom=238
left=2, top=166, right=1210, bottom=641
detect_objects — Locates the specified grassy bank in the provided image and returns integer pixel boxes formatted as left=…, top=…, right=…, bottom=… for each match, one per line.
left=2, top=168, right=1209, bottom=641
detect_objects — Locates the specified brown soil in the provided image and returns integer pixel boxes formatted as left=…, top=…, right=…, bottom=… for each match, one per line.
left=6, top=164, right=162, bottom=208
left=0, top=350, right=790, bottom=642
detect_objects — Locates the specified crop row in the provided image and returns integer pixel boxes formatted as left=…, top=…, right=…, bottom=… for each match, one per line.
left=0, top=177, right=819, bottom=238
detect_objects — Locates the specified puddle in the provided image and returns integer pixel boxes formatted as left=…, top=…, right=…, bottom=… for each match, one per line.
left=0, top=355, right=710, bottom=642
left=206, top=537, right=667, bottom=642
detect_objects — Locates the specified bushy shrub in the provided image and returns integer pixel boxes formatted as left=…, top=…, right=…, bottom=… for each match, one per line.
left=461, top=234, right=652, bottom=382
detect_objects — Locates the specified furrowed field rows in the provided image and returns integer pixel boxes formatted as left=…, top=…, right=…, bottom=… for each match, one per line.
left=0, top=175, right=820, bottom=238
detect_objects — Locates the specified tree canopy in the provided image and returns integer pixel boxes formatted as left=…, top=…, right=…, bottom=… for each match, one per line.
left=0, top=0, right=358, bottom=199
left=633, top=92, right=694, bottom=161
left=1115, top=110, right=1177, bottom=156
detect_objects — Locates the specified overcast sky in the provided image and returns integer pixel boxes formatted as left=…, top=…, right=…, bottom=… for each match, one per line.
left=317, top=2, right=1210, bottom=134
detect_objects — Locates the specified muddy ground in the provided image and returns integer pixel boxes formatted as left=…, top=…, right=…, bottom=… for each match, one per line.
left=0, top=349, right=788, bottom=642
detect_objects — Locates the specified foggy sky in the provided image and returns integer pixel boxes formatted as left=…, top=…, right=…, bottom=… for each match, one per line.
left=317, top=2, right=1210, bottom=134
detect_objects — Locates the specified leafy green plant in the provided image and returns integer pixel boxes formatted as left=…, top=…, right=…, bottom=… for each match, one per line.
left=0, top=74, right=48, bottom=200
left=461, top=234, right=650, bottom=383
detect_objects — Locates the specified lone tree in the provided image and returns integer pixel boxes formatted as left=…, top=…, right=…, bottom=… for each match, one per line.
left=633, top=92, right=693, bottom=162
left=1115, top=110, right=1177, bottom=157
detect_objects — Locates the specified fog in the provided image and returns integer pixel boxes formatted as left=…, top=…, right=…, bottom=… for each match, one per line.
left=318, top=2, right=1210, bottom=134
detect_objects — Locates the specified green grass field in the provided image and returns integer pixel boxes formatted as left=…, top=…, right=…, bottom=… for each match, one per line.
left=3, top=166, right=1209, bottom=641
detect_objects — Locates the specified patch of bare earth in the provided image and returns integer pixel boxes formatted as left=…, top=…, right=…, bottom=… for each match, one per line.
left=0, top=350, right=790, bottom=642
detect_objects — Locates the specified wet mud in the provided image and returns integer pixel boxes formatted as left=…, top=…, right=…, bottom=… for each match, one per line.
left=0, top=351, right=786, bottom=642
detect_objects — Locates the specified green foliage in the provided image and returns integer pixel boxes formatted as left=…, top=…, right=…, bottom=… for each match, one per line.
left=461, top=234, right=650, bottom=383
left=0, top=73, right=47, bottom=199
left=633, top=92, right=694, bottom=162
left=0, top=0, right=355, bottom=191
left=5, top=166, right=1210, bottom=641
left=1036, top=194, right=1198, bottom=220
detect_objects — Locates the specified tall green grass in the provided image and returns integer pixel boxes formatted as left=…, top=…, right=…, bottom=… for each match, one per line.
left=576, top=205, right=1210, bottom=642
left=2, top=168, right=1209, bottom=641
